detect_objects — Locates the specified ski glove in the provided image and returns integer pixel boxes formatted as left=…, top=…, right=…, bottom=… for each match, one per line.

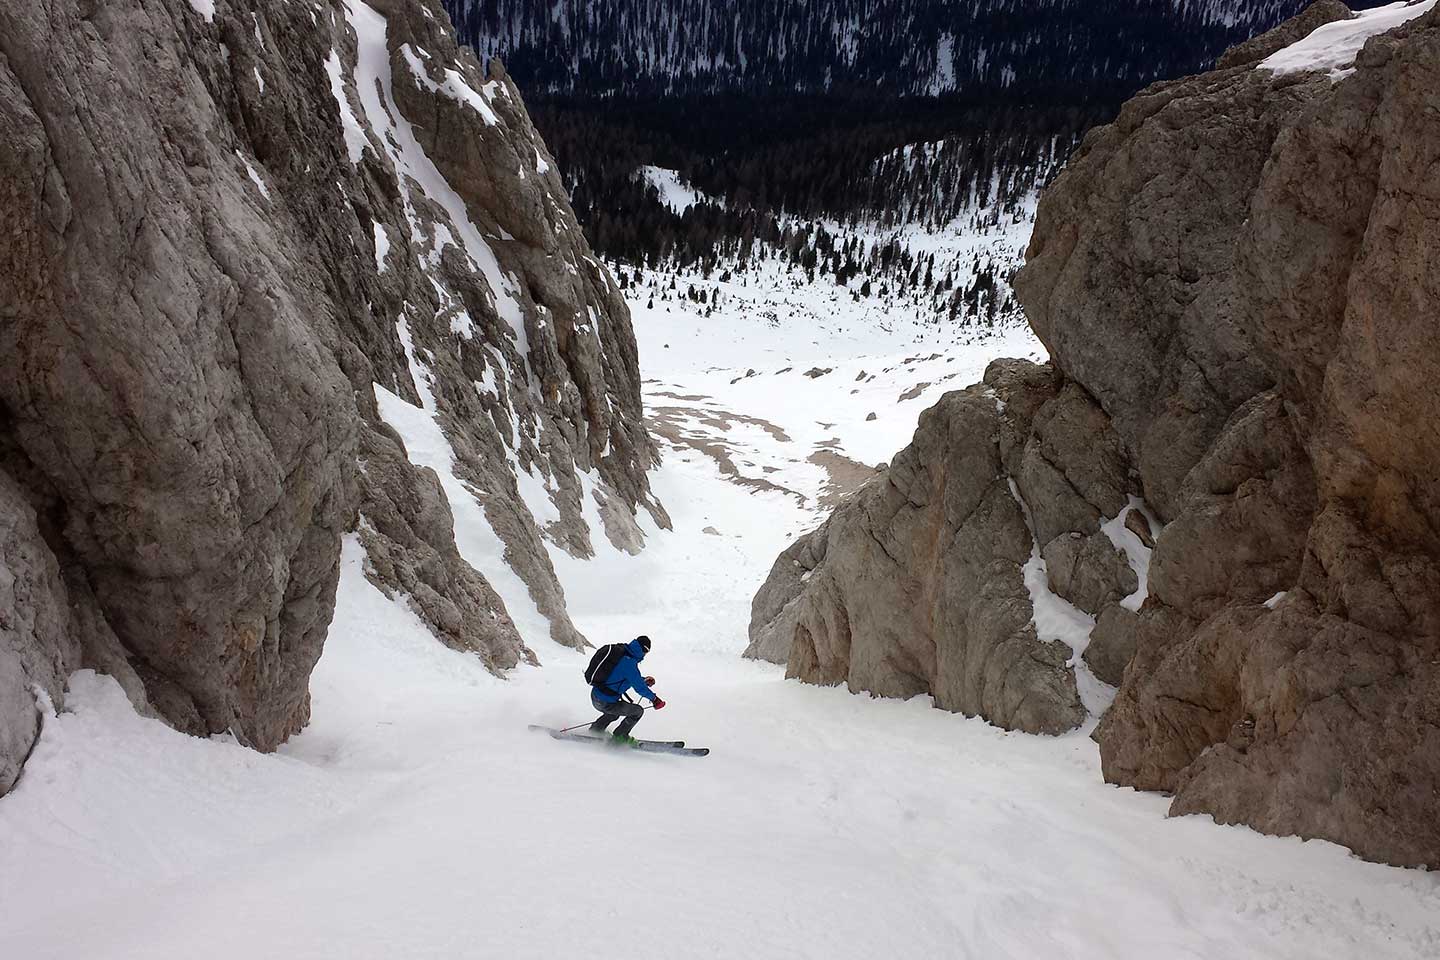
left=644, top=676, right=656, bottom=686
left=652, top=697, right=667, bottom=710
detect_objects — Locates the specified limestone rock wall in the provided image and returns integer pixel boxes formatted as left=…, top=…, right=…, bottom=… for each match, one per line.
left=0, top=0, right=661, bottom=792
left=747, top=359, right=1118, bottom=736
left=1019, top=1, right=1440, bottom=868
left=750, top=2, right=1440, bottom=866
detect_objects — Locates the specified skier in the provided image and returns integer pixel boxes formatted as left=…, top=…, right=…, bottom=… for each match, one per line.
left=588, top=635, right=666, bottom=744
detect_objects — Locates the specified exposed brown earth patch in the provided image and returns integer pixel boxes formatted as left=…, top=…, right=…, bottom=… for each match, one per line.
left=807, top=448, right=879, bottom=509
left=650, top=390, right=712, bottom=402
left=647, top=406, right=806, bottom=504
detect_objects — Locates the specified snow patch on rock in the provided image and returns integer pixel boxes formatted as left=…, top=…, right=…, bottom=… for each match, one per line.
left=323, top=49, right=368, bottom=164
left=1101, top=497, right=1158, bottom=612
left=1009, top=480, right=1114, bottom=716
left=373, top=317, right=556, bottom=650
left=372, top=221, right=390, bottom=272
left=236, top=151, right=271, bottom=200
left=400, top=43, right=501, bottom=126
left=1259, top=0, right=1434, bottom=80
left=343, top=0, right=528, bottom=354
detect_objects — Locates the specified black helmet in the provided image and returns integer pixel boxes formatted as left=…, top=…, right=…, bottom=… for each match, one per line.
left=636, top=635, right=652, bottom=652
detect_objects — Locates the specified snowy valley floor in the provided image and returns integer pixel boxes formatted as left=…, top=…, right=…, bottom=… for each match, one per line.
left=3, top=298, right=1440, bottom=959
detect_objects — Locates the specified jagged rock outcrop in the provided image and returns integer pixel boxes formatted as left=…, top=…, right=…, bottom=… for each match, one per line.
left=0, top=0, right=661, bottom=791
left=1019, top=0, right=1440, bottom=868
left=0, top=472, right=75, bottom=794
left=1043, top=533, right=1136, bottom=615
left=748, top=360, right=1097, bottom=736
left=751, top=1, right=1440, bottom=867
left=1215, top=0, right=1353, bottom=68
left=748, top=350, right=1147, bottom=738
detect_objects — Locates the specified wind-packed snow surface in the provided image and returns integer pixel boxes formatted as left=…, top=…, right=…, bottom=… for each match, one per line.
left=4, top=217, right=1440, bottom=960
left=1260, top=0, right=1436, bottom=79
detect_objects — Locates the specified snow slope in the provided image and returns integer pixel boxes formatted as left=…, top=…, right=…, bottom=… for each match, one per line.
left=3, top=265, right=1440, bottom=960
left=635, top=165, right=714, bottom=214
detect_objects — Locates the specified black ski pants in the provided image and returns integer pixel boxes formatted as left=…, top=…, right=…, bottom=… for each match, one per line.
left=590, top=693, right=643, bottom=736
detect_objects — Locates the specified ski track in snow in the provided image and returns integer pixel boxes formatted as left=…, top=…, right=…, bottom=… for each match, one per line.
left=3, top=154, right=1440, bottom=960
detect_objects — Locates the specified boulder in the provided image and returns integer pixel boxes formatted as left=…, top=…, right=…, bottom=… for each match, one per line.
left=1082, top=604, right=1141, bottom=688
left=748, top=361, right=1086, bottom=735
left=1042, top=533, right=1137, bottom=615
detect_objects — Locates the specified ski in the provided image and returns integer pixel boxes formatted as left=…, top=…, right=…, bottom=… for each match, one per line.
left=530, top=725, right=708, bottom=757
left=526, top=724, right=687, bottom=749
left=630, top=740, right=709, bottom=757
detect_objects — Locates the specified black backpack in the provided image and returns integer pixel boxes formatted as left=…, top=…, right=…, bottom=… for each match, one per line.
left=584, top=643, right=629, bottom=694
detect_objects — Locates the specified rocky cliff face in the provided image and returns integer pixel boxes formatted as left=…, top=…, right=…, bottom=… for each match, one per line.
left=749, top=1, right=1439, bottom=867
left=0, top=0, right=662, bottom=794
left=746, top=360, right=1124, bottom=736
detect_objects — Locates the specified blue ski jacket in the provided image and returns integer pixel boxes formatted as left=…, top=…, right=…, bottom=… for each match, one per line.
left=592, top=639, right=658, bottom=703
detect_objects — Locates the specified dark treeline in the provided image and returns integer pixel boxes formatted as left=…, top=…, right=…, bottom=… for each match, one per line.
left=439, top=0, right=1391, bottom=330
left=446, top=0, right=1388, bottom=279
left=613, top=215, right=1025, bottom=330
left=447, top=0, right=1320, bottom=98
left=540, top=93, right=1044, bottom=330
left=530, top=92, right=1098, bottom=268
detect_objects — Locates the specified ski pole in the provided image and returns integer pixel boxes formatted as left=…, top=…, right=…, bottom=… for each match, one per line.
left=556, top=720, right=594, bottom=734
